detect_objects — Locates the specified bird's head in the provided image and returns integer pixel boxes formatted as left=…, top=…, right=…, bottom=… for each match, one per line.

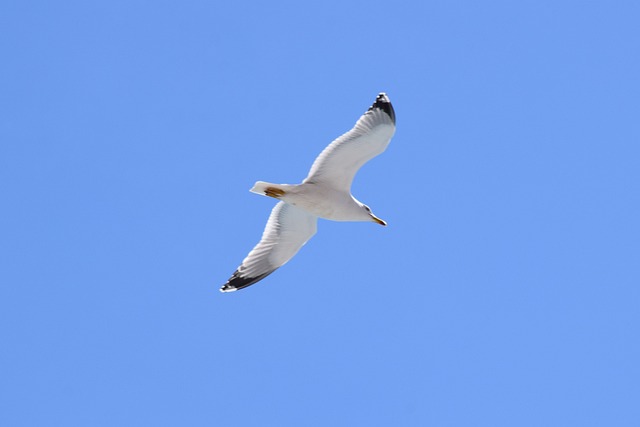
left=361, top=204, right=387, bottom=226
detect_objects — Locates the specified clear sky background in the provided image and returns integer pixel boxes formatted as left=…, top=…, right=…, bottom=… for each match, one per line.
left=2, top=1, right=639, bottom=426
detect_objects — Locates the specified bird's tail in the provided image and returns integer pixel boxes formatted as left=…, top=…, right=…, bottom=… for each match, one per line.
left=250, top=181, right=292, bottom=199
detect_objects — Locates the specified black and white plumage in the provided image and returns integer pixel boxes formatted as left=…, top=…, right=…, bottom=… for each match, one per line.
left=220, top=93, right=396, bottom=292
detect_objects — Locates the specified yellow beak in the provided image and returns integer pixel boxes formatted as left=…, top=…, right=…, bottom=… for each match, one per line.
left=370, top=214, right=387, bottom=226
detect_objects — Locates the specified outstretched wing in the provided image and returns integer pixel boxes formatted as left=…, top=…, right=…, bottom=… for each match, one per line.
left=220, top=202, right=318, bottom=292
left=303, top=93, right=396, bottom=191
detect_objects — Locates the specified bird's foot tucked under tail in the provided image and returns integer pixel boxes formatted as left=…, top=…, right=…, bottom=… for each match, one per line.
left=250, top=181, right=289, bottom=199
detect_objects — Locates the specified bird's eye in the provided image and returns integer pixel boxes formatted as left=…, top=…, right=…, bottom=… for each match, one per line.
left=364, top=205, right=371, bottom=212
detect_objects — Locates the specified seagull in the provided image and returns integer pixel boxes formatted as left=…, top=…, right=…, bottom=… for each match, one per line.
left=220, top=93, right=396, bottom=292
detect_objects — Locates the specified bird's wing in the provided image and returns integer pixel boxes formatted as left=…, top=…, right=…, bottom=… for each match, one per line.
left=303, top=93, right=396, bottom=191
left=220, top=202, right=318, bottom=292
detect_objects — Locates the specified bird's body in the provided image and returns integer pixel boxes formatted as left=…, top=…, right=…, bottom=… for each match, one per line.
left=251, top=181, right=372, bottom=221
left=221, top=93, right=396, bottom=292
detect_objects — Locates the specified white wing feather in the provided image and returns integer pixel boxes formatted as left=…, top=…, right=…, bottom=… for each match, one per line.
left=220, top=202, right=318, bottom=292
left=304, top=94, right=396, bottom=191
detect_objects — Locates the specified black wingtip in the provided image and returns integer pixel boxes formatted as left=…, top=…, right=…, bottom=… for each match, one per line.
left=368, top=92, right=395, bottom=125
left=219, top=271, right=274, bottom=293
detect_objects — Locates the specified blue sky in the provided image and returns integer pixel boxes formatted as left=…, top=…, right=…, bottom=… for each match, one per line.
left=1, top=1, right=639, bottom=425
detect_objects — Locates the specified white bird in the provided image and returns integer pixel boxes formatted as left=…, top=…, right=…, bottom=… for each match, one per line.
left=220, top=93, right=396, bottom=292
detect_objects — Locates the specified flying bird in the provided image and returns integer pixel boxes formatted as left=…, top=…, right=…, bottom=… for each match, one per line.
left=220, top=93, right=396, bottom=292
